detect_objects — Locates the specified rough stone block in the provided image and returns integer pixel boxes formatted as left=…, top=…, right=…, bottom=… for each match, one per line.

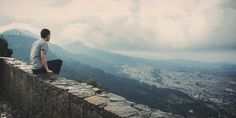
left=85, top=96, right=109, bottom=106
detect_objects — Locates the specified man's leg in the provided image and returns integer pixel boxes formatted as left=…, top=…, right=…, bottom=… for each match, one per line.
left=32, top=67, right=47, bottom=74
left=47, top=59, right=63, bottom=74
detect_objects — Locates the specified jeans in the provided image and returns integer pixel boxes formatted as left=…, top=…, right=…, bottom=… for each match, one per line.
left=32, top=59, right=63, bottom=74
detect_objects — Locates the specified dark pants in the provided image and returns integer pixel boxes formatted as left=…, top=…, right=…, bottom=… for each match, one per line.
left=32, top=59, right=63, bottom=74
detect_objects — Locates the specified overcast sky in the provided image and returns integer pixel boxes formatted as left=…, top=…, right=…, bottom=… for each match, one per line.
left=0, top=0, right=236, bottom=63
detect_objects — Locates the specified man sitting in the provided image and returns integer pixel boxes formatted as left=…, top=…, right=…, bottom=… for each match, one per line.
left=30, top=28, right=62, bottom=74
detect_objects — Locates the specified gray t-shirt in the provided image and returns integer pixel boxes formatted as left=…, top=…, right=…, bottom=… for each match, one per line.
left=30, top=39, right=48, bottom=70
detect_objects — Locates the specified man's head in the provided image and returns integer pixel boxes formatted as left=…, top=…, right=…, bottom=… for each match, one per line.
left=41, top=29, right=50, bottom=41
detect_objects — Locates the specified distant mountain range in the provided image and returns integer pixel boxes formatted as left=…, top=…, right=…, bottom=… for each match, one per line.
left=1, top=29, right=236, bottom=117
left=64, top=39, right=236, bottom=80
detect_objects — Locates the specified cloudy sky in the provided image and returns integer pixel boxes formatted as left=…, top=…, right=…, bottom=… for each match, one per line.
left=0, top=0, right=236, bottom=63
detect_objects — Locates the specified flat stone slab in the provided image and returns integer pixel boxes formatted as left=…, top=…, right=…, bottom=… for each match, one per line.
left=92, top=88, right=102, bottom=93
left=69, top=88, right=95, bottom=98
left=104, top=102, right=139, bottom=117
left=107, top=93, right=126, bottom=102
left=85, top=96, right=109, bottom=106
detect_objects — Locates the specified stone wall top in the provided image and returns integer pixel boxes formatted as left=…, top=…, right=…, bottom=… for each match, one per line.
left=0, top=57, right=182, bottom=118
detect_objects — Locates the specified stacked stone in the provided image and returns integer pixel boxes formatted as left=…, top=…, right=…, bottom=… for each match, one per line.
left=0, top=90, right=26, bottom=118
left=0, top=57, right=182, bottom=118
left=0, top=101, right=12, bottom=118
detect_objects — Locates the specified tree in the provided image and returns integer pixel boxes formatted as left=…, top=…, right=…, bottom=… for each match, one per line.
left=86, top=79, right=102, bottom=89
left=0, top=35, right=13, bottom=57
left=75, top=74, right=102, bottom=89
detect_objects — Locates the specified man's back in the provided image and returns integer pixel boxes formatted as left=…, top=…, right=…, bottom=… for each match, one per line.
left=30, top=39, right=48, bottom=70
left=30, top=28, right=62, bottom=74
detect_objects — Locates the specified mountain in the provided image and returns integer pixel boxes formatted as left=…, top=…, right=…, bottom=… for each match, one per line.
left=65, top=41, right=236, bottom=77
left=50, top=43, right=118, bottom=74
left=1, top=29, right=38, bottom=38
left=1, top=29, right=235, bottom=117
left=1, top=29, right=58, bottom=62
left=65, top=41, right=177, bottom=67
left=65, top=41, right=143, bottom=65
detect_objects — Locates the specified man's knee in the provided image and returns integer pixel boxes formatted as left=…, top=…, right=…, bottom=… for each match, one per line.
left=57, top=59, right=63, bottom=65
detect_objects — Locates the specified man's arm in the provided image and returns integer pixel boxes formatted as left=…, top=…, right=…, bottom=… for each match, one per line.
left=41, top=50, right=52, bottom=73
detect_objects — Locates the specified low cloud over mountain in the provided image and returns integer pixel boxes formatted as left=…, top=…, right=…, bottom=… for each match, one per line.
left=1, top=0, right=236, bottom=63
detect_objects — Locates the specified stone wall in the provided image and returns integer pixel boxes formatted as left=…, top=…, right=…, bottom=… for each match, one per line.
left=0, top=59, right=2, bottom=90
left=0, top=57, right=182, bottom=118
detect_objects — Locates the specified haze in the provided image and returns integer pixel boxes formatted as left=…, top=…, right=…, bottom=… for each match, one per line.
left=0, top=0, right=236, bottom=63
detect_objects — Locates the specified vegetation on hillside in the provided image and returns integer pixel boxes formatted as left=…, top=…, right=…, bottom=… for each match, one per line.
left=0, top=35, right=12, bottom=57
left=75, top=75, right=102, bottom=89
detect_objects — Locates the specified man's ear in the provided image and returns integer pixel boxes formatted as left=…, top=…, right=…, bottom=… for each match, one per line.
left=47, top=34, right=50, bottom=41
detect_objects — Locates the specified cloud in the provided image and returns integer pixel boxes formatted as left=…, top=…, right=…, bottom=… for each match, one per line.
left=0, top=22, right=39, bottom=35
left=0, top=0, right=236, bottom=52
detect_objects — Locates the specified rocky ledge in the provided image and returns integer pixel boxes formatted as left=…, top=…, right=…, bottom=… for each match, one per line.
left=0, top=57, right=182, bottom=118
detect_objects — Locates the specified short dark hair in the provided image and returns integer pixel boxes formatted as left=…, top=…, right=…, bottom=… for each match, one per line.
left=40, top=29, right=50, bottom=38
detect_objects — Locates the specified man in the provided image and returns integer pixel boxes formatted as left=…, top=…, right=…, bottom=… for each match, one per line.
left=30, top=28, right=63, bottom=74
